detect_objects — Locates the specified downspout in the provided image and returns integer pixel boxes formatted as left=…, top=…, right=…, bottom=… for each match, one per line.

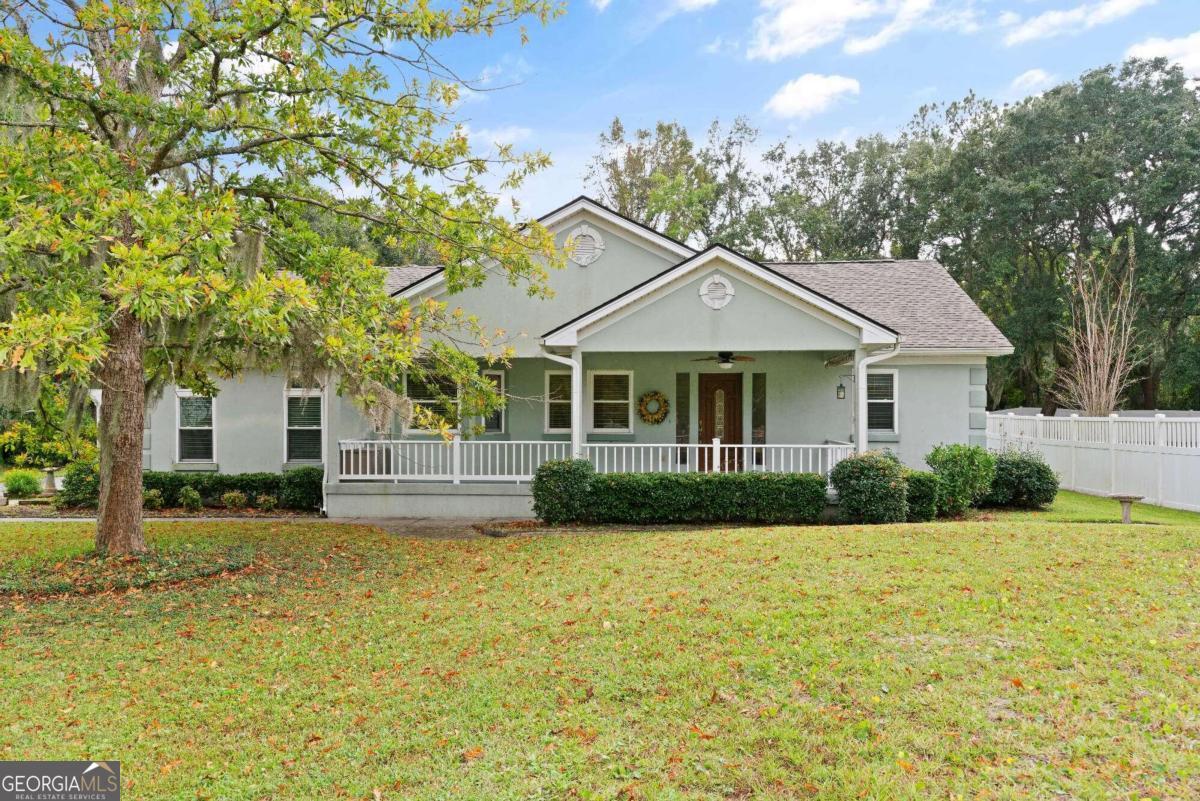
left=855, top=342, right=900, bottom=454
left=541, top=346, right=584, bottom=458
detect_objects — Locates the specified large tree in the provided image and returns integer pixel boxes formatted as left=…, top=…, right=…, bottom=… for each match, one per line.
left=586, top=116, right=757, bottom=249
left=0, top=0, right=562, bottom=552
left=907, top=61, right=1200, bottom=410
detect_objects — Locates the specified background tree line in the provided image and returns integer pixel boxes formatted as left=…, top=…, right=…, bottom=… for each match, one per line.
left=587, top=58, right=1200, bottom=412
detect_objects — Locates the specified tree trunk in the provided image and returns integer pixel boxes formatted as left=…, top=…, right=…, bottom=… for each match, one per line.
left=96, top=308, right=147, bottom=554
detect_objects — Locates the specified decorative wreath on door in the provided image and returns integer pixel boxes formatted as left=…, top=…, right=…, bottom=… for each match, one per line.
left=637, top=390, right=670, bottom=425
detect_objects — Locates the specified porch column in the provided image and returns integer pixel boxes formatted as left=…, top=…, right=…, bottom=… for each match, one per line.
left=541, top=346, right=584, bottom=458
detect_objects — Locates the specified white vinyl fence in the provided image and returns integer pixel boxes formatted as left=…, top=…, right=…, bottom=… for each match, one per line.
left=987, top=413, right=1200, bottom=511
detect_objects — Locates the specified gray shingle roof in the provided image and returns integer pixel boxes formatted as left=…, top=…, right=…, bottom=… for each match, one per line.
left=384, top=265, right=441, bottom=295
left=770, top=259, right=1012, bottom=350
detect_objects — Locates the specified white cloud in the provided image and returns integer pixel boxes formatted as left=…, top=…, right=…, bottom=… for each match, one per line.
left=701, top=35, right=740, bottom=55
left=748, top=0, right=877, bottom=61
left=1008, top=68, right=1058, bottom=96
left=590, top=0, right=612, bottom=10
left=1002, top=0, right=1156, bottom=46
left=465, top=125, right=534, bottom=151
left=1127, top=29, right=1200, bottom=76
left=845, top=0, right=935, bottom=55
left=764, top=73, right=861, bottom=119
left=747, top=0, right=979, bottom=60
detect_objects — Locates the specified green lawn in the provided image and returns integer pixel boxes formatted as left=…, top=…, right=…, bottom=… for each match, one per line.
left=1, top=502, right=1198, bottom=799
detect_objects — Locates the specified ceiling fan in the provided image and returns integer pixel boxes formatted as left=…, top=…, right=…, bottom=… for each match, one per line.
left=691, top=351, right=757, bottom=370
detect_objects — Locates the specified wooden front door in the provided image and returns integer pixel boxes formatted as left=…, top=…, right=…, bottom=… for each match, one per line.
left=698, top=373, right=743, bottom=472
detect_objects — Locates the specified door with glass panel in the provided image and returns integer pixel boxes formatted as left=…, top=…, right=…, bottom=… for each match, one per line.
left=698, top=373, right=742, bottom=472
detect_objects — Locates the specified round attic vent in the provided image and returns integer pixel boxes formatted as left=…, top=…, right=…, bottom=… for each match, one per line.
left=699, top=274, right=735, bottom=310
left=567, top=224, right=606, bottom=267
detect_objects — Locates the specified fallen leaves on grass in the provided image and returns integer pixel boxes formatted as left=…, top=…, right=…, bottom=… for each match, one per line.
left=0, top=544, right=255, bottom=597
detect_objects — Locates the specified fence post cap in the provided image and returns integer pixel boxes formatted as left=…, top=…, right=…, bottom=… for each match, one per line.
left=1070, top=413, right=1079, bottom=417
left=1154, top=413, right=1166, bottom=419
left=1035, top=413, right=1044, bottom=418
left=1007, top=412, right=1015, bottom=417
left=1109, top=413, right=1120, bottom=419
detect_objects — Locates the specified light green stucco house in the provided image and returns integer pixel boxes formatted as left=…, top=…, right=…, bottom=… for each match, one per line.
left=144, top=197, right=1012, bottom=517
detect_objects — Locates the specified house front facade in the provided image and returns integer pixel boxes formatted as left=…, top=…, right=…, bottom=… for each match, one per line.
left=141, top=197, right=1012, bottom=517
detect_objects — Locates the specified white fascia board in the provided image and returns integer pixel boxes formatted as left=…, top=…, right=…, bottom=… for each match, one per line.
left=543, top=247, right=899, bottom=348
left=539, top=198, right=695, bottom=260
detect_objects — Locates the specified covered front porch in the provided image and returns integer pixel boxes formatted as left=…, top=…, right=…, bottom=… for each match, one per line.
left=333, top=348, right=888, bottom=484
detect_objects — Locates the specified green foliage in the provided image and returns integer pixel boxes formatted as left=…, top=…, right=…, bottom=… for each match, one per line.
left=280, top=467, right=324, bottom=512
left=143, top=472, right=283, bottom=507
left=178, top=486, right=203, bottom=513
left=531, top=460, right=595, bottom=525
left=985, top=450, right=1059, bottom=509
left=222, top=491, right=248, bottom=510
left=829, top=451, right=908, bottom=524
left=0, top=385, right=97, bottom=469
left=142, top=488, right=164, bottom=511
left=584, top=472, right=828, bottom=525
left=57, top=460, right=99, bottom=508
left=256, top=494, right=279, bottom=513
left=3, top=468, right=42, bottom=499
left=926, top=444, right=996, bottom=517
left=904, top=470, right=941, bottom=523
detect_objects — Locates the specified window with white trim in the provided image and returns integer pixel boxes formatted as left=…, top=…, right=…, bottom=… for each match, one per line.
left=405, top=371, right=460, bottom=428
left=589, top=371, right=632, bottom=432
left=482, top=370, right=505, bottom=433
left=177, top=392, right=214, bottom=462
left=545, top=371, right=572, bottom=433
left=867, top=371, right=897, bottom=433
left=286, top=388, right=323, bottom=461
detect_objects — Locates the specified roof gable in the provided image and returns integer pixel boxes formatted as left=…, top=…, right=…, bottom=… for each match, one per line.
left=543, top=245, right=900, bottom=348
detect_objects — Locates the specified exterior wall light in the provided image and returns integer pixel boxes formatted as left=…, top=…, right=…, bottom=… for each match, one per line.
left=836, top=383, right=846, bottom=400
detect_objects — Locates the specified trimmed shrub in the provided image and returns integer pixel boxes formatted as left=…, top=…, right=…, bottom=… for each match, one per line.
left=280, top=466, right=324, bottom=511
left=142, top=488, right=165, bottom=510
left=3, top=468, right=43, bottom=499
left=57, top=461, right=100, bottom=508
left=531, top=459, right=595, bottom=524
left=584, top=472, right=828, bottom=525
left=256, top=493, right=279, bottom=512
left=904, top=470, right=940, bottom=522
left=222, top=490, right=248, bottom=510
left=142, top=471, right=283, bottom=507
left=178, top=485, right=203, bottom=512
left=984, top=449, right=1059, bottom=508
left=925, top=444, right=996, bottom=517
left=829, top=451, right=908, bottom=524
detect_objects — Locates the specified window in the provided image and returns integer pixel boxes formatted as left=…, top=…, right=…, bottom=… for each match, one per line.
left=589, top=371, right=632, bottom=432
left=867, top=371, right=897, bottom=433
left=482, top=370, right=505, bottom=434
left=752, top=373, right=767, bottom=465
left=405, top=371, right=459, bottom=429
left=675, top=373, right=690, bottom=463
left=545, top=371, right=572, bottom=433
left=177, top=393, right=213, bottom=462
left=286, top=389, right=323, bottom=461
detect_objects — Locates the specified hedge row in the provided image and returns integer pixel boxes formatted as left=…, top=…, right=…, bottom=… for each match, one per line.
left=531, top=460, right=828, bottom=525
left=829, top=445, right=1057, bottom=524
left=57, top=463, right=323, bottom=511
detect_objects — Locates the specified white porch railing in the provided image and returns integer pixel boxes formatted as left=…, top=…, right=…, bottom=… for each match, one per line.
left=338, top=439, right=572, bottom=483
left=987, top=412, right=1200, bottom=511
left=338, top=439, right=854, bottom=483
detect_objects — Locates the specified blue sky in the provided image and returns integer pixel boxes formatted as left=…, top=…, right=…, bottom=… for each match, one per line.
left=440, top=0, right=1200, bottom=215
